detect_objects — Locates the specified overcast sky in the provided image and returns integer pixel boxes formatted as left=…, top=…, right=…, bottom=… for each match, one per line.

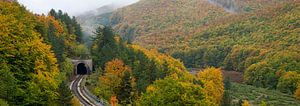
left=18, top=0, right=139, bottom=16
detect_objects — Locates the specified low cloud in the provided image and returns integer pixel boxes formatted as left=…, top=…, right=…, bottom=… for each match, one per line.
left=18, top=0, right=139, bottom=16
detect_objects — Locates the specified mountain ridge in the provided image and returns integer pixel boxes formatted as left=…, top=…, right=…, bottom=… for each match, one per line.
left=77, top=0, right=291, bottom=51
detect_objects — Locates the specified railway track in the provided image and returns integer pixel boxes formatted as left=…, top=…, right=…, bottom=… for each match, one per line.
left=70, top=75, right=104, bottom=106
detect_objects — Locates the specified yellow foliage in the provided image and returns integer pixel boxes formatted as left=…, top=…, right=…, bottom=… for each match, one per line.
left=198, top=67, right=224, bottom=105
left=294, top=85, right=300, bottom=100
left=31, top=38, right=59, bottom=88
left=130, top=44, right=188, bottom=75
left=0, top=2, right=61, bottom=104
left=71, top=97, right=81, bottom=106
left=242, top=100, right=251, bottom=106
left=146, top=85, right=156, bottom=92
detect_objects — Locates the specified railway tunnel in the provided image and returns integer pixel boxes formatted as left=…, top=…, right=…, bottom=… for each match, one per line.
left=77, top=63, right=88, bottom=75
left=72, top=60, right=92, bottom=75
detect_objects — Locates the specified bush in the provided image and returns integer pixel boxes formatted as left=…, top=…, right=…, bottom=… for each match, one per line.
left=244, top=62, right=277, bottom=89
left=277, top=71, right=300, bottom=94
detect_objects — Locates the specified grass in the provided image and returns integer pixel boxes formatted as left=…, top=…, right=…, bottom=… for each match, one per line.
left=230, top=83, right=300, bottom=106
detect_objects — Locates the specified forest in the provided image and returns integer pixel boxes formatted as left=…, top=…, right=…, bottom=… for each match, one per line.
left=0, top=1, right=88, bottom=105
left=173, top=3, right=300, bottom=93
left=0, top=0, right=300, bottom=106
left=79, top=0, right=300, bottom=105
left=87, top=26, right=225, bottom=105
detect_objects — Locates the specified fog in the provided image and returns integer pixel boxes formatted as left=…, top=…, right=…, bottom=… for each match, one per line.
left=18, top=0, right=139, bottom=16
left=208, top=0, right=239, bottom=13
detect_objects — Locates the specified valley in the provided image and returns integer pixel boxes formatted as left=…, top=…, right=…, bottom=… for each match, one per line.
left=77, top=0, right=300, bottom=105
left=0, top=0, right=299, bottom=106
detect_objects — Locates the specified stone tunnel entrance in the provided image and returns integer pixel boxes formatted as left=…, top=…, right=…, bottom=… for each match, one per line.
left=72, top=59, right=92, bottom=75
left=77, top=63, right=88, bottom=75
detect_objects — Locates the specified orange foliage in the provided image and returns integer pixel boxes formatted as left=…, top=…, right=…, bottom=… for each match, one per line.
left=110, top=96, right=118, bottom=106
left=104, top=58, right=131, bottom=77
left=97, top=59, right=134, bottom=99
left=36, top=15, right=64, bottom=35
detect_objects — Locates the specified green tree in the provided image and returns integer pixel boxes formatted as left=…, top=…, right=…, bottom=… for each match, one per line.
left=74, top=44, right=90, bottom=59
left=72, top=16, right=83, bottom=43
left=0, top=99, right=9, bottom=106
left=92, top=26, right=118, bottom=68
left=58, top=81, right=73, bottom=106
left=244, top=62, right=277, bottom=89
left=137, top=75, right=208, bottom=106
left=48, top=9, right=83, bottom=43
left=221, top=78, right=231, bottom=106
left=60, top=58, right=74, bottom=81
left=0, top=65, right=17, bottom=105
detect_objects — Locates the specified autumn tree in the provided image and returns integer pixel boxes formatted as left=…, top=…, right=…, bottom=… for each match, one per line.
left=95, top=59, right=137, bottom=105
left=0, top=2, right=81, bottom=105
left=242, top=100, right=250, bottom=106
left=110, top=96, right=118, bottom=106
left=198, top=67, right=224, bottom=105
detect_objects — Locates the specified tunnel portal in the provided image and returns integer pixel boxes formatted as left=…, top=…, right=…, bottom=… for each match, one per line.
left=77, top=63, right=88, bottom=75
left=72, top=59, right=92, bottom=75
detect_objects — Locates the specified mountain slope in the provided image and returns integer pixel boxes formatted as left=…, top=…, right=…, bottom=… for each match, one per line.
left=78, top=0, right=290, bottom=51
left=78, top=0, right=230, bottom=44
left=173, top=2, right=300, bottom=94
left=81, top=0, right=300, bottom=95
